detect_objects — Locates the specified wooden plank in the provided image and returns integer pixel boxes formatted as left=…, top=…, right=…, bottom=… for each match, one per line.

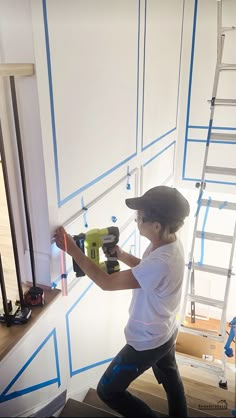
left=0, top=287, right=61, bottom=361
left=0, top=63, right=34, bottom=76
left=59, top=398, right=117, bottom=417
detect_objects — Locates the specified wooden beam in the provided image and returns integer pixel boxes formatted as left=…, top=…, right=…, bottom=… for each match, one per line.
left=0, top=63, right=34, bottom=76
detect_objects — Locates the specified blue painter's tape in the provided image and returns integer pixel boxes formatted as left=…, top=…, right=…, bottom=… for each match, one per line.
left=219, top=201, right=228, bottom=210
left=71, top=358, right=114, bottom=377
left=65, top=232, right=136, bottom=378
left=182, top=0, right=198, bottom=180
left=142, top=128, right=176, bottom=152
left=189, top=125, right=236, bottom=131
left=43, top=0, right=140, bottom=208
left=143, top=141, right=175, bottom=167
left=66, top=281, right=94, bottom=377
left=135, top=0, right=141, bottom=155
left=0, top=379, right=59, bottom=403
left=140, top=0, right=147, bottom=152
left=187, top=139, right=236, bottom=145
left=0, top=329, right=60, bottom=403
left=59, top=153, right=137, bottom=207
left=198, top=197, right=211, bottom=266
left=195, top=190, right=204, bottom=217
left=81, top=196, right=88, bottom=228
left=42, top=0, right=61, bottom=205
left=52, top=266, right=73, bottom=287
left=175, top=0, right=185, bottom=127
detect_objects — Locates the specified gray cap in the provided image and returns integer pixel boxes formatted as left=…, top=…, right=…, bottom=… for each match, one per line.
left=125, top=186, right=190, bottom=223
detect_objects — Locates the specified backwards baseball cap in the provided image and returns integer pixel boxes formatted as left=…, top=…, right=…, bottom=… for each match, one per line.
left=125, top=186, right=190, bottom=224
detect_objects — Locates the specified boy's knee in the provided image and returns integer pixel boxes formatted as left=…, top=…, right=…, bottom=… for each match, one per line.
left=97, top=377, right=109, bottom=402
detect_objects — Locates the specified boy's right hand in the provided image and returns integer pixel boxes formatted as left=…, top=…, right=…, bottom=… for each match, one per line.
left=102, top=244, right=123, bottom=260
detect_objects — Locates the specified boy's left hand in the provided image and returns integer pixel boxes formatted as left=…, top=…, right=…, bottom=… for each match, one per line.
left=54, top=226, right=76, bottom=255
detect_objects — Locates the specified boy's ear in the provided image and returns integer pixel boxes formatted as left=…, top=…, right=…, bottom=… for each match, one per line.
left=154, top=221, right=162, bottom=232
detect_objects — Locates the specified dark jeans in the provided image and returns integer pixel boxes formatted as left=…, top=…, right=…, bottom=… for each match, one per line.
left=97, top=329, right=188, bottom=417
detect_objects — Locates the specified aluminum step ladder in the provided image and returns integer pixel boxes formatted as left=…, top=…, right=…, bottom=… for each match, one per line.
left=178, top=0, right=236, bottom=389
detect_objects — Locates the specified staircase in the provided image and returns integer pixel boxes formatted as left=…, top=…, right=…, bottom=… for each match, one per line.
left=57, top=371, right=235, bottom=417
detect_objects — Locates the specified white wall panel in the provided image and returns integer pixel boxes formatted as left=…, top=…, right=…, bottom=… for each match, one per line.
left=142, top=0, right=183, bottom=150
left=141, top=140, right=175, bottom=193
left=40, top=0, right=139, bottom=206
left=66, top=281, right=112, bottom=375
left=50, top=171, right=138, bottom=287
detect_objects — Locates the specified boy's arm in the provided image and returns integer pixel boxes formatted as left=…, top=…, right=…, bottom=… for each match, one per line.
left=118, top=249, right=141, bottom=268
left=54, top=227, right=141, bottom=291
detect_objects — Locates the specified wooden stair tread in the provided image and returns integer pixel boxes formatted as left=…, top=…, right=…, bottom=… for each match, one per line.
left=83, top=389, right=121, bottom=416
left=129, top=386, right=217, bottom=417
left=59, top=398, right=117, bottom=417
left=84, top=387, right=167, bottom=417
left=130, top=376, right=234, bottom=417
left=138, top=371, right=235, bottom=400
left=83, top=387, right=217, bottom=418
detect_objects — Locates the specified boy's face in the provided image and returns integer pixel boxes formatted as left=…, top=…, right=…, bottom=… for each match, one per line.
left=135, top=210, right=163, bottom=240
left=135, top=210, right=152, bottom=237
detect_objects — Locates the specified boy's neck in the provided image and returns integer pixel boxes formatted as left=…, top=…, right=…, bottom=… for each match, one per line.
left=151, top=233, right=176, bottom=251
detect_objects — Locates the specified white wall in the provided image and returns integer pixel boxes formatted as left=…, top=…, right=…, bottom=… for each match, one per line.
left=0, top=0, right=183, bottom=416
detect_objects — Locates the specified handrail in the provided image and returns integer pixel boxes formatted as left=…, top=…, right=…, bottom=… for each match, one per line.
left=0, top=64, right=34, bottom=77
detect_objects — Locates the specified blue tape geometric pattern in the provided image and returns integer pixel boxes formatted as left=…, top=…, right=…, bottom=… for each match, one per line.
left=66, top=231, right=137, bottom=378
left=0, top=329, right=61, bottom=403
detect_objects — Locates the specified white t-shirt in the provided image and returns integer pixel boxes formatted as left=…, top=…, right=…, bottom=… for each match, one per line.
left=124, top=238, right=185, bottom=351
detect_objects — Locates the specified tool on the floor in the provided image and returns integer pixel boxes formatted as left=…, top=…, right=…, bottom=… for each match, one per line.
left=9, top=76, right=44, bottom=307
left=72, top=226, right=120, bottom=277
left=178, top=0, right=236, bottom=389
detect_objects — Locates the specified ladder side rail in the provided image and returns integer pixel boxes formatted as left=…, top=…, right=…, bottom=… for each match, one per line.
left=180, top=0, right=226, bottom=331
left=219, top=220, right=236, bottom=336
left=196, top=22, right=225, bottom=194
left=179, top=200, right=202, bottom=326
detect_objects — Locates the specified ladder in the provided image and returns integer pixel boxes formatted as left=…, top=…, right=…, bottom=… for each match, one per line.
left=178, top=0, right=236, bottom=389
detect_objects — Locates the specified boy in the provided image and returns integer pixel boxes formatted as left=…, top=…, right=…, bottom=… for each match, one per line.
left=54, top=185, right=190, bottom=417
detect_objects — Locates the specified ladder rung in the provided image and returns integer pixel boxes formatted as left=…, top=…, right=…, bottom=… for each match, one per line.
left=196, top=231, right=233, bottom=243
left=218, top=63, right=236, bottom=71
left=192, top=262, right=230, bottom=276
left=187, top=294, right=225, bottom=309
left=179, top=326, right=224, bottom=342
left=205, top=166, right=236, bottom=176
left=210, top=132, right=236, bottom=141
left=208, top=99, right=236, bottom=106
left=200, top=199, right=236, bottom=210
